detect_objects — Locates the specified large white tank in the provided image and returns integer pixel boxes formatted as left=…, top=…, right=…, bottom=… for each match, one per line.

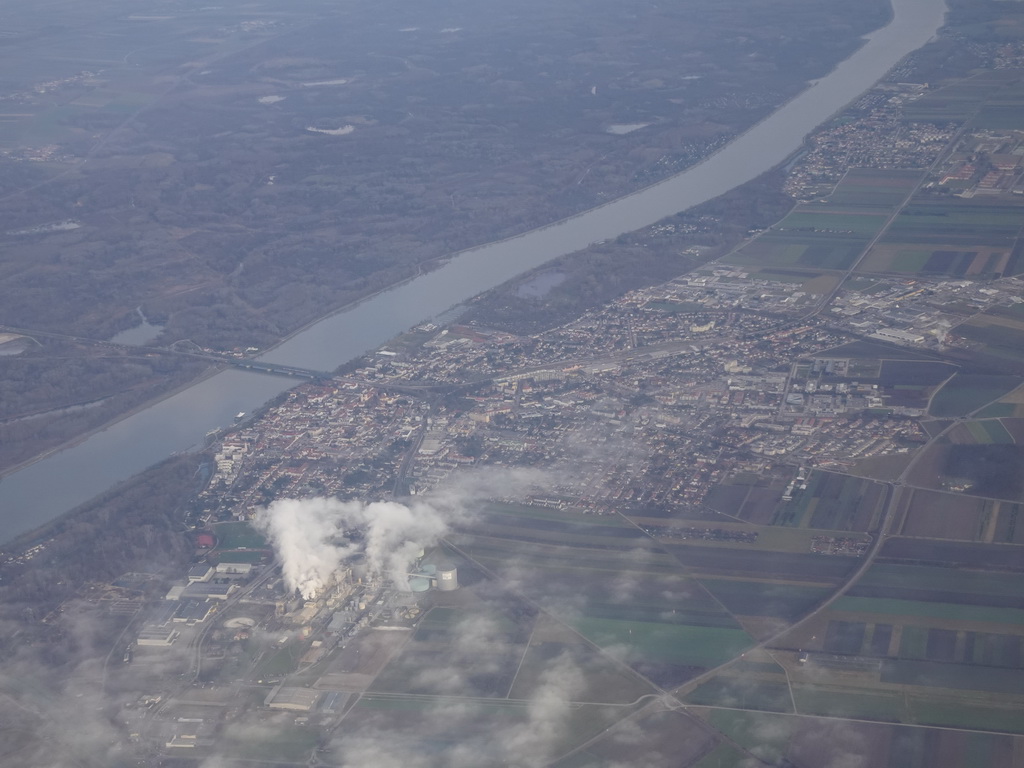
left=437, top=567, right=458, bottom=591
left=347, top=554, right=368, bottom=582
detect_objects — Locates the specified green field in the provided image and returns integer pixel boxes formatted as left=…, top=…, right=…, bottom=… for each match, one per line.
left=793, top=685, right=907, bottom=722
left=856, top=197, right=1024, bottom=277
left=909, top=699, right=1024, bottom=734
left=223, top=725, right=319, bottom=762
left=508, top=641, right=654, bottom=704
left=929, top=374, right=1024, bottom=417
left=972, top=103, right=1024, bottom=130
left=955, top=317, right=1024, bottom=363
left=772, top=471, right=883, bottom=531
left=729, top=171, right=910, bottom=272
left=689, top=744, right=750, bottom=768
left=882, top=659, right=1024, bottom=695
left=216, top=549, right=264, bottom=563
left=703, top=709, right=795, bottom=763
left=700, top=579, right=830, bottom=621
left=899, top=625, right=929, bottom=660
left=685, top=677, right=794, bottom=713
left=886, top=204, right=1024, bottom=242
left=832, top=596, right=1024, bottom=626
left=851, top=563, right=1024, bottom=601
left=773, top=211, right=889, bottom=235
left=212, top=521, right=267, bottom=549
left=901, top=72, right=1013, bottom=122
left=482, top=501, right=633, bottom=527
left=572, top=618, right=753, bottom=668
left=825, top=169, right=923, bottom=207
left=976, top=402, right=1020, bottom=419
left=454, top=534, right=684, bottom=576
left=350, top=695, right=631, bottom=760
left=965, top=419, right=1015, bottom=444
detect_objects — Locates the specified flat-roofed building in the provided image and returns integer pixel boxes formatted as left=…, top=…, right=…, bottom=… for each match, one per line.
left=165, top=584, right=186, bottom=601
left=215, top=562, right=253, bottom=577
left=265, top=686, right=320, bottom=712
left=187, top=564, right=215, bottom=583
left=137, top=627, right=179, bottom=647
left=182, top=582, right=238, bottom=601
left=172, top=599, right=215, bottom=625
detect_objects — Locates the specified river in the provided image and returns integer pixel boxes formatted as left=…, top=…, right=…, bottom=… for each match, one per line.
left=0, top=0, right=946, bottom=544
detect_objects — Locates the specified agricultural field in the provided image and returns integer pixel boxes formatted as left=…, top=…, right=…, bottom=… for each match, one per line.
left=771, top=470, right=886, bottom=531
left=221, top=716, right=321, bottom=762
left=369, top=604, right=533, bottom=697
left=334, top=693, right=631, bottom=765
left=851, top=451, right=916, bottom=482
left=970, top=76, right=1024, bottom=130
left=878, top=359, right=958, bottom=387
left=937, top=443, right=1024, bottom=499
left=976, top=381, right=1024, bottom=418
left=436, top=457, right=1024, bottom=761
left=825, top=168, right=926, bottom=207
left=857, top=199, right=1024, bottom=277
left=702, top=707, right=1024, bottom=767
left=469, top=509, right=652, bottom=551
left=953, top=310, right=1024, bottom=366
left=823, top=595, right=1024, bottom=627
left=551, top=708, right=720, bottom=768
left=685, top=676, right=794, bottom=714
left=895, top=488, right=990, bottom=540
left=699, top=579, right=832, bottom=622
left=928, top=373, right=1024, bottom=417
left=878, top=537, right=1024, bottom=570
left=571, top=617, right=752, bottom=677
left=754, top=573, right=1024, bottom=735
left=729, top=169, right=919, bottom=272
left=913, top=438, right=1024, bottom=499
left=452, top=530, right=757, bottom=687
left=506, top=617, right=654, bottom=704
left=703, top=471, right=790, bottom=524
left=948, top=419, right=1015, bottom=445
left=901, top=70, right=1022, bottom=123
left=858, top=243, right=1016, bottom=277
left=846, top=562, right=1024, bottom=609
left=781, top=666, right=1024, bottom=733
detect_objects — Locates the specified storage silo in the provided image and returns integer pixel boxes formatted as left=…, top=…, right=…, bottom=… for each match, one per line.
left=347, top=554, right=368, bottom=583
left=437, top=566, right=458, bottom=591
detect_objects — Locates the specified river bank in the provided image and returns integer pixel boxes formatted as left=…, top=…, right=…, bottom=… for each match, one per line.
left=0, top=0, right=948, bottom=544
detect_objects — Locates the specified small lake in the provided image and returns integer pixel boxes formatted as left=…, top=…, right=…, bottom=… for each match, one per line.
left=108, top=308, right=164, bottom=346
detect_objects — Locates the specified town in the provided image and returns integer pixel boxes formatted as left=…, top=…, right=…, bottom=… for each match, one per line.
left=6, top=30, right=1024, bottom=767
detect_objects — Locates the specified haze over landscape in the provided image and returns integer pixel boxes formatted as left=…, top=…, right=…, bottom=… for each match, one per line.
left=4, top=0, right=1024, bottom=766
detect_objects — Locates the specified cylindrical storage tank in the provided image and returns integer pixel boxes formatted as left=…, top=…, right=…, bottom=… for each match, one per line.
left=408, top=576, right=431, bottom=593
left=348, top=554, right=368, bottom=582
left=437, top=567, right=458, bottom=591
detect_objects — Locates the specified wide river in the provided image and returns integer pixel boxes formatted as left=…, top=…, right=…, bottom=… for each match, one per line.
left=0, top=0, right=946, bottom=544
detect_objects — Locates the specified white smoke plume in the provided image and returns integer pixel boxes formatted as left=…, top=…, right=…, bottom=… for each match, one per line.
left=254, top=469, right=542, bottom=599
